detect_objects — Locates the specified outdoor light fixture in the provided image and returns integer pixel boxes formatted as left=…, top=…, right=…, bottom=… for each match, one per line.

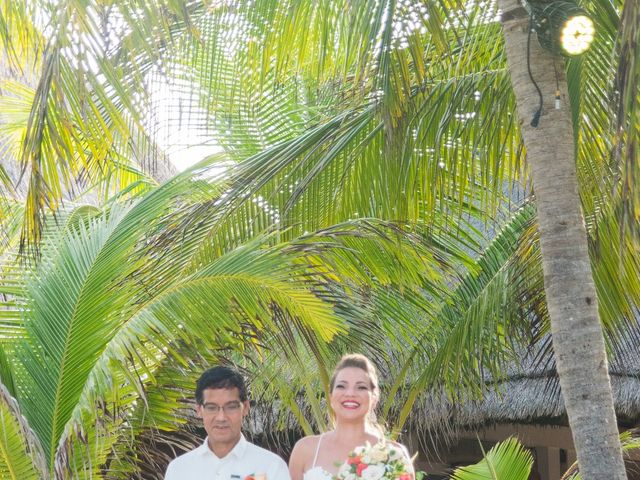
left=525, top=0, right=595, bottom=56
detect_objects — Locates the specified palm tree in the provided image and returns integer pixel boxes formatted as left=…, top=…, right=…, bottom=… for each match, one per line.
left=1, top=0, right=638, bottom=478
left=495, top=0, right=632, bottom=477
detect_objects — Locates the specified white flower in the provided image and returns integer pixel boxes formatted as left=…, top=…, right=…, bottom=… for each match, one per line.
left=338, top=462, right=352, bottom=477
left=353, top=445, right=367, bottom=456
left=368, top=445, right=389, bottom=463
left=387, top=447, right=402, bottom=462
left=361, top=465, right=386, bottom=480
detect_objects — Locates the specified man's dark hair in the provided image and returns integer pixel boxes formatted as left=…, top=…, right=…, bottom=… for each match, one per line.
left=195, top=366, right=248, bottom=405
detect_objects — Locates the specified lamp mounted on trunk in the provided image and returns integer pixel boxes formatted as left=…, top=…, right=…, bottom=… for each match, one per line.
left=523, top=0, right=595, bottom=56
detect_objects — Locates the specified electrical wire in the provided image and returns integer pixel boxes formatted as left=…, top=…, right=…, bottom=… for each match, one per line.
left=527, top=17, right=544, bottom=127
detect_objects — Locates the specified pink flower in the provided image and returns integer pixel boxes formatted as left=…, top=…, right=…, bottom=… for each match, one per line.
left=348, top=455, right=362, bottom=465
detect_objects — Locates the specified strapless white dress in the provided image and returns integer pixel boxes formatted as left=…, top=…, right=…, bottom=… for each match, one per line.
left=303, top=434, right=334, bottom=480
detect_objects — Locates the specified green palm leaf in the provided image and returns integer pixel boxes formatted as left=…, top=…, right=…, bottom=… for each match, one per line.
left=613, top=0, right=640, bottom=239
left=6, top=166, right=360, bottom=474
left=0, top=384, right=47, bottom=480
left=11, top=171, right=222, bottom=467
left=0, top=0, right=205, bottom=249
left=450, top=437, right=533, bottom=480
left=393, top=203, right=539, bottom=419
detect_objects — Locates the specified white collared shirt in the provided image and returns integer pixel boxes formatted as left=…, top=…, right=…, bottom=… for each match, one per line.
left=165, top=435, right=291, bottom=480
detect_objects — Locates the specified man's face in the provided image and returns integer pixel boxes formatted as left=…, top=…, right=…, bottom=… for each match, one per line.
left=196, top=387, right=249, bottom=453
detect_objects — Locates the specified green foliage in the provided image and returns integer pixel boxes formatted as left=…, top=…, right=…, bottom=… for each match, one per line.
left=0, top=169, right=350, bottom=474
left=0, top=168, right=478, bottom=475
left=450, top=437, right=533, bottom=480
left=0, top=384, right=45, bottom=480
left=0, top=0, right=638, bottom=477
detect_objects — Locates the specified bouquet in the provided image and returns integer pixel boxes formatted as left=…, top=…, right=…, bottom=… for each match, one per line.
left=335, top=441, right=413, bottom=480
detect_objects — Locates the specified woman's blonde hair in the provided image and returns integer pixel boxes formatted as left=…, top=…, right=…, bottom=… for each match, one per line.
left=329, top=353, right=384, bottom=435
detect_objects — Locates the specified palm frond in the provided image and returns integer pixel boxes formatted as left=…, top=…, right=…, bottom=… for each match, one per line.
left=0, top=383, right=47, bottom=480
left=394, top=203, right=538, bottom=421
left=12, top=171, right=210, bottom=467
left=0, top=0, right=208, bottom=249
left=211, top=216, right=479, bottom=439
left=7, top=167, right=354, bottom=473
left=0, top=347, right=16, bottom=398
left=155, top=0, right=522, bottom=249
left=613, top=0, right=640, bottom=240
left=450, top=437, right=533, bottom=480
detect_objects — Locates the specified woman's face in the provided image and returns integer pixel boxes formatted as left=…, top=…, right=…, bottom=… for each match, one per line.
left=329, top=366, right=378, bottom=422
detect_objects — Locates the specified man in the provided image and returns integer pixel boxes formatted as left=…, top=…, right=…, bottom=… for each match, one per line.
left=165, top=366, right=291, bottom=480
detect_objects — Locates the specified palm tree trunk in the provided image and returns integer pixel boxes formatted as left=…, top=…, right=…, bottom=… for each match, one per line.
left=497, top=1, right=627, bottom=479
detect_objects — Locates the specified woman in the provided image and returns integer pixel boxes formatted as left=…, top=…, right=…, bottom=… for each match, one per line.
left=288, top=354, right=414, bottom=480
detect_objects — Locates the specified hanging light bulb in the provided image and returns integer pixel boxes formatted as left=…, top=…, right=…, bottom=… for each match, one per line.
left=526, top=0, right=595, bottom=56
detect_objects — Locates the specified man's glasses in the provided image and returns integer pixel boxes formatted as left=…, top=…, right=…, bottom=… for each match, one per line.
left=201, top=401, right=243, bottom=415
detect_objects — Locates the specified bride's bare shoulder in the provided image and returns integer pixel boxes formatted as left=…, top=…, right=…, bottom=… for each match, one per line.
left=292, top=434, right=325, bottom=454
left=388, top=440, right=410, bottom=455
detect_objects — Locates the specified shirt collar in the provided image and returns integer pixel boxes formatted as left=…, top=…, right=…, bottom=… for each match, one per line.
left=230, top=434, right=248, bottom=459
left=200, top=434, right=248, bottom=460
